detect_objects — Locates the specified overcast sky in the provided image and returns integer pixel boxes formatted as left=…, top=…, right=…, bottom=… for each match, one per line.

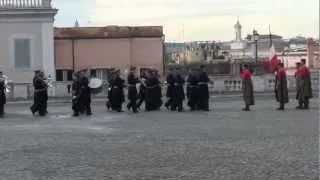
left=53, top=0, right=319, bottom=42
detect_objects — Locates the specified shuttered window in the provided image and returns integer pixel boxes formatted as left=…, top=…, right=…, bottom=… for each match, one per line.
left=14, top=39, right=31, bottom=68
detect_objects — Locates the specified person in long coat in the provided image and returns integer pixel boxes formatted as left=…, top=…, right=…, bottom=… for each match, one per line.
left=145, top=70, right=162, bottom=111
left=127, top=66, right=140, bottom=113
left=197, top=65, right=210, bottom=111
left=79, top=70, right=92, bottom=115
left=72, top=73, right=81, bottom=116
left=298, top=59, right=313, bottom=109
left=240, top=64, right=254, bottom=111
left=275, top=63, right=289, bottom=110
left=30, top=71, right=48, bottom=116
left=171, top=73, right=185, bottom=112
left=164, top=68, right=175, bottom=110
left=0, top=72, right=6, bottom=117
left=294, top=62, right=303, bottom=109
left=186, top=68, right=199, bottom=111
left=137, top=73, right=147, bottom=110
left=110, top=70, right=125, bottom=112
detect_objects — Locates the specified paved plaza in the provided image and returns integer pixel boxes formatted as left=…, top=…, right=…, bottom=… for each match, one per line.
left=0, top=97, right=318, bottom=180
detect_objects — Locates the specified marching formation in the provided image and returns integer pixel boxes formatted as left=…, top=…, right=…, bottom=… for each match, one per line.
left=0, top=58, right=314, bottom=118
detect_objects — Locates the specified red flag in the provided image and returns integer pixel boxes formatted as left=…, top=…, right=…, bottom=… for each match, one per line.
left=270, top=55, right=279, bottom=71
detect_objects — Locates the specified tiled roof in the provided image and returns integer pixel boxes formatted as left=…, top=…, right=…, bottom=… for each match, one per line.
left=54, top=26, right=163, bottom=39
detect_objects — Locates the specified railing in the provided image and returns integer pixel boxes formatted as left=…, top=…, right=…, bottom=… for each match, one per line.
left=5, top=73, right=320, bottom=100
left=0, top=0, right=51, bottom=8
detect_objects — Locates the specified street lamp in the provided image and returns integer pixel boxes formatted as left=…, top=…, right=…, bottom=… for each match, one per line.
left=252, top=29, right=259, bottom=74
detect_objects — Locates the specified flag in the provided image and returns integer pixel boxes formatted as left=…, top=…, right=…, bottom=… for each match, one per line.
left=270, top=55, right=279, bottom=71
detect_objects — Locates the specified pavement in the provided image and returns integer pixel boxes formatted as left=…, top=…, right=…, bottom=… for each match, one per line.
left=0, top=98, right=318, bottom=180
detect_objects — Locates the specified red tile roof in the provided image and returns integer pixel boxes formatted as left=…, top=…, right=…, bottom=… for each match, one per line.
left=54, top=26, right=163, bottom=39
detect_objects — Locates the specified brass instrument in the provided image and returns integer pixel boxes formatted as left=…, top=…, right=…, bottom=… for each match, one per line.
left=43, top=74, right=53, bottom=88
left=0, top=75, right=11, bottom=93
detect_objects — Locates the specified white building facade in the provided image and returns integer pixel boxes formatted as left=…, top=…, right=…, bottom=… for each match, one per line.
left=0, top=0, right=57, bottom=92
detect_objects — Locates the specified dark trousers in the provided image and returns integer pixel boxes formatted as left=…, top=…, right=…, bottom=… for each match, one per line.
left=279, top=102, right=285, bottom=110
left=198, top=98, right=209, bottom=111
left=0, top=104, right=4, bottom=117
left=127, top=99, right=138, bottom=113
left=165, top=98, right=172, bottom=109
left=137, top=98, right=145, bottom=109
left=31, top=92, right=46, bottom=116
left=171, top=100, right=183, bottom=112
left=303, top=97, right=309, bottom=109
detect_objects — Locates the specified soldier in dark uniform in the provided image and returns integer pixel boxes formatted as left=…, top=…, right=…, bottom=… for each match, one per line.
left=171, top=71, right=185, bottom=112
left=240, top=64, right=254, bottom=111
left=0, top=71, right=6, bottom=117
left=30, top=70, right=47, bottom=116
left=79, top=70, right=92, bottom=115
left=110, top=70, right=125, bottom=112
left=39, top=71, right=48, bottom=114
left=197, top=65, right=210, bottom=111
left=145, top=70, right=162, bottom=111
left=127, top=66, right=139, bottom=113
left=164, top=68, right=175, bottom=110
left=72, top=73, right=81, bottom=116
left=294, top=62, right=303, bottom=109
left=299, top=59, right=313, bottom=109
left=275, top=63, right=289, bottom=110
left=137, top=72, right=147, bottom=110
left=187, top=68, right=199, bottom=111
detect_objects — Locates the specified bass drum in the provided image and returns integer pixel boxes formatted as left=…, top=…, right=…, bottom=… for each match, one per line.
left=88, top=78, right=103, bottom=94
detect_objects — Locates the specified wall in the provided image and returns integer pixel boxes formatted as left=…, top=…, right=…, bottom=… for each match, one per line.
left=0, top=22, right=43, bottom=83
left=54, top=37, right=164, bottom=74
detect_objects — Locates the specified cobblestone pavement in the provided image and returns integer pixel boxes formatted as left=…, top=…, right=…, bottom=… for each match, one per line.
left=0, top=97, right=318, bottom=180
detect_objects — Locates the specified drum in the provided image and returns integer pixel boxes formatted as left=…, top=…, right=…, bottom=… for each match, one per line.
left=89, top=78, right=103, bottom=94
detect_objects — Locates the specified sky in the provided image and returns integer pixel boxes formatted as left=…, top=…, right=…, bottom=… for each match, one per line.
left=53, top=0, right=319, bottom=42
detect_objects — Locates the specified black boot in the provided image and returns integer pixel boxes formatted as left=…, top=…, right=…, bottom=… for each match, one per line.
left=277, top=103, right=284, bottom=110
left=242, top=105, right=250, bottom=111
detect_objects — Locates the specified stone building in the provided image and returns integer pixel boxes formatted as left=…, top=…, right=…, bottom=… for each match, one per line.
left=0, top=0, right=57, bottom=85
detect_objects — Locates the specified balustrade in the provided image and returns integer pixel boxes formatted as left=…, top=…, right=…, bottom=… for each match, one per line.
left=0, top=0, right=51, bottom=8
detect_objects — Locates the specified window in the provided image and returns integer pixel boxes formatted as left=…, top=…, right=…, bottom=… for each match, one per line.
left=56, top=69, right=73, bottom=81
left=56, top=70, right=63, bottom=81
left=14, top=39, right=31, bottom=68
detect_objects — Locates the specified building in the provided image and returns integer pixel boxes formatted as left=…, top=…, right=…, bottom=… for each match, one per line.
left=0, top=0, right=57, bottom=85
left=277, top=38, right=319, bottom=75
left=229, top=19, right=287, bottom=60
left=54, top=26, right=164, bottom=81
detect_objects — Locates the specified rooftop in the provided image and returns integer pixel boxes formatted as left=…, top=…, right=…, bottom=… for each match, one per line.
left=0, top=0, right=52, bottom=9
left=54, top=26, right=164, bottom=39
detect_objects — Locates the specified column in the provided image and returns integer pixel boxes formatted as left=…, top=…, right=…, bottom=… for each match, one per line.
left=41, top=22, right=55, bottom=96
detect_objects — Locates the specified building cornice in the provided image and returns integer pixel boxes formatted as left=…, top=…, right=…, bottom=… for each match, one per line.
left=0, top=8, right=57, bottom=18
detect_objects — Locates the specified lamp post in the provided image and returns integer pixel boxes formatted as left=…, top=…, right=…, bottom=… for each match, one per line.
left=252, top=29, right=259, bottom=74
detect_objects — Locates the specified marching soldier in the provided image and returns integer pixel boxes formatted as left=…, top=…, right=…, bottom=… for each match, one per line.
left=145, top=70, right=162, bottom=111
left=109, top=70, right=125, bottom=112
left=294, top=62, right=303, bottom=109
left=79, top=69, right=92, bottom=115
left=30, top=70, right=47, bottom=116
left=187, top=68, right=199, bottom=111
left=275, top=63, right=289, bottom=110
left=40, top=71, right=48, bottom=114
left=72, top=73, right=81, bottom=116
left=171, top=71, right=185, bottom=112
left=137, top=72, right=147, bottom=110
left=298, top=59, right=313, bottom=109
left=240, top=64, right=254, bottom=111
left=127, top=66, right=139, bottom=113
left=0, top=71, right=6, bottom=117
left=197, top=65, right=210, bottom=111
left=164, top=68, right=175, bottom=110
